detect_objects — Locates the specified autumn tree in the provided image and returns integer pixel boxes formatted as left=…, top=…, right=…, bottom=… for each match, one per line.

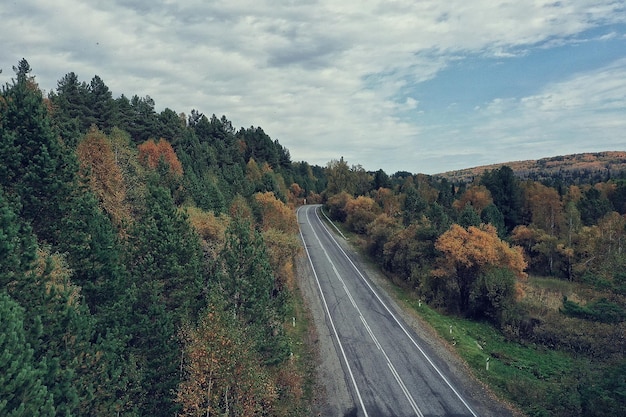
left=366, top=213, right=402, bottom=260
left=326, top=157, right=354, bottom=196
left=383, top=219, right=439, bottom=291
left=76, top=126, right=131, bottom=226
left=434, top=224, right=527, bottom=314
left=177, top=305, right=277, bottom=416
left=138, top=138, right=184, bottom=177
left=453, top=185, right=493, bottom=215
left=374, top=187, right=401, bottom=217
left=326, top=191, right=353, bottom=222
left=345, top=195, right=381, bottom=234
left=253, top=191, right=298, bottom=234
left=252, top=192, right=301, bottom=290
left=523, top=181, right=563, bottom=236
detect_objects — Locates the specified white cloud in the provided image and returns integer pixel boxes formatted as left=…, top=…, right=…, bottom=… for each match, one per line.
left=1, top=0, right=625, bottom=174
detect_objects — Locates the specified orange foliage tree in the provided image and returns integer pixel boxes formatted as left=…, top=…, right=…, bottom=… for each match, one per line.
left=453, top=185, right=493, bottom=215
left=137, top=138, right=183, bottom=177
left=434, top=224, right=527, bottom=314
left=76, top=127, right=130, bottom=226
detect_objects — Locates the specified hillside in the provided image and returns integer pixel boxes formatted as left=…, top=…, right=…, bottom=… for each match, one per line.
left=436, top=151, right=626, bottom=184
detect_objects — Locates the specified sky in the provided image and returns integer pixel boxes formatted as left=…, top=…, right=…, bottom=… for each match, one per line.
left=1, top=0, right=625, bottom=175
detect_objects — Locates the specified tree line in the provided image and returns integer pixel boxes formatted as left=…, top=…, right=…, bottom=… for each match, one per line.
left=0, top=59, right=324, bottom=416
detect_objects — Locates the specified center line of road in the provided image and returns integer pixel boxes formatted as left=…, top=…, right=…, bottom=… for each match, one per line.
left=313, top=206, right=481, bottom=417
left=298, top=206, right=370, bottom=417
left=302, top=205, right=425, bottom=417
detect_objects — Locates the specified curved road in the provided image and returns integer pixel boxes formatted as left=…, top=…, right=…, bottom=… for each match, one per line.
left=298, top=204, right=495, bottom=417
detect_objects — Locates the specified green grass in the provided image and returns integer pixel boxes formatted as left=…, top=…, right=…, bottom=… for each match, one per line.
left=282, top=284, right=318, bottom=415
left=528, top=275, right=578, bottom=294
left=390, top=286, right=582, bottom=417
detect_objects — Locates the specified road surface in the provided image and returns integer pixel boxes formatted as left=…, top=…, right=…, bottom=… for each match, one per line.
left=297, top=204, right=516, bottom=417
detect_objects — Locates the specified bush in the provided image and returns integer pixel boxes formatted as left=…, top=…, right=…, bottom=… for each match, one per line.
left=469, top=267, right=517, bottom=326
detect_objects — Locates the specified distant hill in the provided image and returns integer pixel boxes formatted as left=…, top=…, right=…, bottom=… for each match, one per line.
left=435, top=151, right=626, bottom=185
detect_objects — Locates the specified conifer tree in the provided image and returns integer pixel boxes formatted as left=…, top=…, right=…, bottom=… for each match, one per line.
left=0, top=292, right=55, bottom=417
left=127, top=184, right=204, bottom=320
left=0, top=59, right=78, bottom=246
left=218, top=215, right=290, bottom=365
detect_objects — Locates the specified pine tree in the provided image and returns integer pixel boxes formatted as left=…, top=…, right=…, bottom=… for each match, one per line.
left=127, top=184, right=204, bottom=320
left=0, top=292, right=55, bottom=417
left=0, top=187, right=36, bottom=288
left=0, top=59, right=78, bottom=246
left=218, top=215, right=290, bottom=365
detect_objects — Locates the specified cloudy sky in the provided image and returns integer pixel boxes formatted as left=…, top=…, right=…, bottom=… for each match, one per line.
left=2, top=1, right=625, bottom=174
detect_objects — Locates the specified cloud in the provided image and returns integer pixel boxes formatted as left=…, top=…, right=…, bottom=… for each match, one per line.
left=1, top=0, right=625, bottom=175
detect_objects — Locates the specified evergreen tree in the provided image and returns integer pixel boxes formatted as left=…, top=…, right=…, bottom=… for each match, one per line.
left=578, top=187, right=613, bottom=226
left=127, top=184, right=204, bottom=320
left=480, top=166, right=523, bottom=233
left=0, top=292, right=55, bottom=417
left=0, top=188, right=36, bottom=288
left=129, top=95, right=160, bottom=143
left=458, top=203, right=482, bottom=228
left=88, top=75, right=115, bottom=133
left=0, top=59, right=79, bottom=246
left=481, top=203, right=506, bottom=237
left=124, top=281, right=180, bottom=417
left=48, top=71, right=92, bottom=146
left=403, top=185, right=428, bottom=225
left=218, top=215, right=290, bottom=365
left=58, top=190, right=128, bottom=316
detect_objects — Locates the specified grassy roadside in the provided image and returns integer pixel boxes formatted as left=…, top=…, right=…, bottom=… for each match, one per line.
left=389, top=284, right=589, bottom=417
left=278, top=276, right=318, bottom=416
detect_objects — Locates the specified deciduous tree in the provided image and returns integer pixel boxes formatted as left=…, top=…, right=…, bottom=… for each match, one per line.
left=434, top=224, right=527, bottom=314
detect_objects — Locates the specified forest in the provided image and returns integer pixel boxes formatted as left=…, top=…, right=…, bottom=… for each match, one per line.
left=2, top=58, right=625, bottom=416
left=0, top=59, right=325, bottom=416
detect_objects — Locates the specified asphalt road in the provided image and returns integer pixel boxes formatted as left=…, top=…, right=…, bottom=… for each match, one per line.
left=297, top=204, right=505, bottom=417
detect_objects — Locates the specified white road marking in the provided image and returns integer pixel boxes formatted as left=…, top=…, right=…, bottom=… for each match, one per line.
left=300, top=205, right=426, bottom=417
left=298, top=206, right=370, bottom=417
left=312, top=206, right=480, bottom=417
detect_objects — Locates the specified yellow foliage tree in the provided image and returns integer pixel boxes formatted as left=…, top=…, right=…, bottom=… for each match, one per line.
left=76, top=127, right=130, bottom=226
left=344, top=195, right=381, bottom=234
left=262, top=228, right=302, bottom=291
left=185, top=206, right=230, bottom=261
left=253, top=192, right=298, bottom=234
left=177, top=308, right=277, bottom=416
left=374, top=187, right=401, bottom=217
left=523, top=181, right=563, bottom=236
left=434, top=224, right=527, bottom=313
